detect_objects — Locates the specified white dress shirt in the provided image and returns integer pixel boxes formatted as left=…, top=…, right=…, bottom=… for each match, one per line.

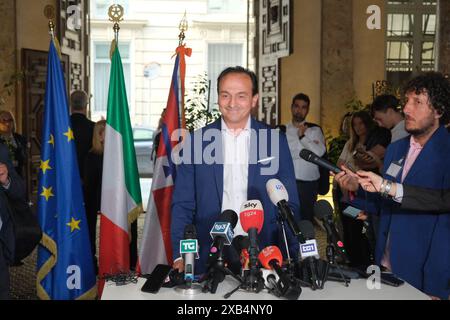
left=285, top=122, right=326, bottom=181
left=221, top=117, right=251, bottom=237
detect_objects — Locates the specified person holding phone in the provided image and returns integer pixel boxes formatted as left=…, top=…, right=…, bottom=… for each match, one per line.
left=335, top=111, right=391, bottom=269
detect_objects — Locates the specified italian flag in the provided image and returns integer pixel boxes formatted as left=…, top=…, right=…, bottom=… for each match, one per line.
left=99, top=44, right=143, bottom=296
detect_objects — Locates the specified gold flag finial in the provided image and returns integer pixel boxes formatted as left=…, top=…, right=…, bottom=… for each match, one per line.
left=44, top=5, right=56, bottom=38
left=44, top=5, right=61, bottom=58
left=178, top=11, right=188, bottom=46
left=108, top=4, right=124, bottom=38
left=108, top=4, right=124, bottom=59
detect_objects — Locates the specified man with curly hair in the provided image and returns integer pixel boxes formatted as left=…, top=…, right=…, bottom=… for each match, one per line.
left=336, top=72, right=450, bottom=299
left=372, top=72, right=450, bottom=299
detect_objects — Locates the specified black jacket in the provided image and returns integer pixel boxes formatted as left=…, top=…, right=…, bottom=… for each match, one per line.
left=70, top=113, right=95, bottom=181
left=402, top=185, right=450, bottom=212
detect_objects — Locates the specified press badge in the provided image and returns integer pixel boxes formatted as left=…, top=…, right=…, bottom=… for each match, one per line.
left=386, top=159, right=403, bottom=178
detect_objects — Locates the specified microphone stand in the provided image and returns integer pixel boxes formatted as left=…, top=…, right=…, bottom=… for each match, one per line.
left=322, top=243, right=350, bottom=288
left=276, top=213, right=319, bottom=290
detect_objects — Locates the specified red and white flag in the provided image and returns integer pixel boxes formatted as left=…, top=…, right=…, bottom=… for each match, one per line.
left=138, top=45, right=191, bottom=274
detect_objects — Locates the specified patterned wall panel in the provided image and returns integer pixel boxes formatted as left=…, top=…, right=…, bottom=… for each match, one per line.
left=258, top=0, right=291, bottom=126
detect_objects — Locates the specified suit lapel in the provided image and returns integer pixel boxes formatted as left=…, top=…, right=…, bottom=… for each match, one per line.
left=247, top=118, right=258, bottom=197
left=402, top=126, right=444, bottom=185
left=212, top=119, right=224, bottom=204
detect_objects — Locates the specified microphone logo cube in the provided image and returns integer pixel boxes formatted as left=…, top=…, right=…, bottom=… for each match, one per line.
left=300, top=240, right=319, bottom=259
left=210, top=222, right=233, bottom=245
left=180, top=239, right=198, bottom=254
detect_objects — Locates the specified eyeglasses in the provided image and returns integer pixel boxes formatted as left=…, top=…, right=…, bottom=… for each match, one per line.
left=0, top=119, right=13, bottom=123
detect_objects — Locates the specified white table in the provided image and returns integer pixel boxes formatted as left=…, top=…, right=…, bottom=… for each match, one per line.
left=101, top=276, right=430, bottom=300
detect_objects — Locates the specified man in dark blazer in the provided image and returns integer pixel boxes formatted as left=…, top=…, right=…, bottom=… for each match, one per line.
left=0, top=144, right=26, bottom=299
left=334, top=72, right=450, bottom=300
left=70, top=90, right=95, bottom=183
left=171, top=67, right=300, bottom=275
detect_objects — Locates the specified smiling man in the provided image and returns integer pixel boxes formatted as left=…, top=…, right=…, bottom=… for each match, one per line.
left=170, top=66, right=300, bottom=276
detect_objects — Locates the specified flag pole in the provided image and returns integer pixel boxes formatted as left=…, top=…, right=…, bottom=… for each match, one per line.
left=178, top=11, right=188, bottom=46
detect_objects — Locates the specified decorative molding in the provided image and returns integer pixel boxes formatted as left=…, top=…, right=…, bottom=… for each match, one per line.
left=258, top=0, right=291, bottom=126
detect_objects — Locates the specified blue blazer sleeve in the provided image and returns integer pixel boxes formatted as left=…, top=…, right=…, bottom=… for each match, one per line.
left=171, top=133, right=196, bottom=261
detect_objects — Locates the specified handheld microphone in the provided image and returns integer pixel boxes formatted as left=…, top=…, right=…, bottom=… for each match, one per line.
left=314, top=200, right=349, bottom=264
left=258, top=246, right=302, bottom=300
left=266, top=179, right=305, bottom=243
left=298, top=220, right=321, bottom=290
left=300, top=149, right=341, bottom=174
left=180, top=224, right=198, bottom=285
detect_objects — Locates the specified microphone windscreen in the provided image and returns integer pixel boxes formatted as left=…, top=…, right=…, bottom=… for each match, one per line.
left=314, top=199, right=334, bottom=220
left=266, top=178, right=289, bottom=205
left=219, top=209, right=238, bottom=229
left=298, top=220, right=315, bottom=239
left=239, top=200, right=264, bottom=233
left=258, top=246, right=283, bottom=270
left=183, top=224, right=197, bottom=239
left=299, top=149, right=314, bottom=161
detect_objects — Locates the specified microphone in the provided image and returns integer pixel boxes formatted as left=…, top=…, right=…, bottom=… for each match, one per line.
left=180, top=224, right=198, bottom=285
left=205, top=210, right=238, bottom=294
left=239, top=200, right=265, bottom=292
left=314, top=200, right=349, bottom=264
left=208, top=210, right=238, bottom=264
left=240, top=200, right=264, bottom=270
left=298, top=220, right=321, bottom=290
left=266, top=179, right=305, bottom=243
left=258, top=246, right=302, bottom=300
left=300, top=149, right=341, bottom=174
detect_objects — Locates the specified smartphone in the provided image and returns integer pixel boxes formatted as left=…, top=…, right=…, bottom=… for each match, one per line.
left=141, top=264, right=172, bottom=294
left=342, top=205, right=361, bottom=219
left=380, top=272, right=405, bottom=287
left=344, top=162, right=357, bottom=174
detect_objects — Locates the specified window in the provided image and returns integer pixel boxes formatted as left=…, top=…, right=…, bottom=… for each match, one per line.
left=386, top=0, right=437, bottom=87
left=207, top=43, right=244, bottom=109
left=92, top=42, right=131, bottom=113
left=208, top=0, right=246, bottom=14
left=93, top=0, right=129, bottom=19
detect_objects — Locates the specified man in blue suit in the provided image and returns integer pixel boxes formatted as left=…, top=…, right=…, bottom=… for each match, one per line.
left=334, top=72, right=450, bottom=300
left=171, top=66, right=300, bottom=275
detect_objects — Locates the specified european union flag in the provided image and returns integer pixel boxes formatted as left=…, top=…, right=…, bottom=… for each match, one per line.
left=36, top=40, right=96, bottom=300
